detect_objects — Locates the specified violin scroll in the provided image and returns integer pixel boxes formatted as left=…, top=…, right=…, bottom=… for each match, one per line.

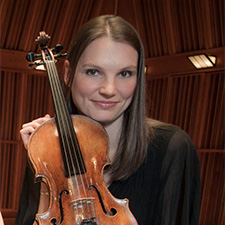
left=26, top=31, right=67, bottom=69
left=35, top=31, right=51, bottom=49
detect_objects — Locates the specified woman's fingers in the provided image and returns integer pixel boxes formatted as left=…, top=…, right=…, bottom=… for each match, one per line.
left=20, top=114, right=51, bottom=149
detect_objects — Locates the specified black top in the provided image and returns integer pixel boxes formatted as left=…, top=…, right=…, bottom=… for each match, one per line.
left=15, top=122, right=201, bottom=225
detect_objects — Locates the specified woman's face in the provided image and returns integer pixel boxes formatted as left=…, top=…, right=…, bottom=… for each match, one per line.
left=65, top=37, right=138, bottom=126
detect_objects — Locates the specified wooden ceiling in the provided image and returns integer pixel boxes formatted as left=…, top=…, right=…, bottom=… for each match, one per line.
left=1, top=0, right=224, bottom=65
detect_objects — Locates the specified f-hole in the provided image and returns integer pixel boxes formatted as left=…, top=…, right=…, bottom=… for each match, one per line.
left=89, top=185, right=117, bottom=216
left=51, top=190, right=69, bottom=225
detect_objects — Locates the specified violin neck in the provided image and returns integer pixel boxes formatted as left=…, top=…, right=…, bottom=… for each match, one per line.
left=45, top=60, right=86, bottom=177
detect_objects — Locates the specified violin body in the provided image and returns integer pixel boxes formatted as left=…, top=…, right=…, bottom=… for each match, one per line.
left=28, top=115, right=138, bottom=225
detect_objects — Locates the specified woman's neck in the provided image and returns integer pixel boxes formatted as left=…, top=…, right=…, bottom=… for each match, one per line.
left=103, top=115, right=123, bottom=162
left=103, top=117, right=122, bottom=187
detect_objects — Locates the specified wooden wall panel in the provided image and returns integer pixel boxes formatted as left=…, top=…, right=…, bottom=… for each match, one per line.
left=198, top=151, right=224, bottom=225
left=0, top=70, right=54, bottom=224
left=146, top=71, right=224, bottom=149
left=146, top=70, right=224, bottom=225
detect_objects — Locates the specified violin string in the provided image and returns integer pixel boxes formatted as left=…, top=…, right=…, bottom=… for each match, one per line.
left=45, top=60, right=82, bottom=221
left=50, top=62, right=96, bottom=221
left=46, top=59, right=96, bottom=220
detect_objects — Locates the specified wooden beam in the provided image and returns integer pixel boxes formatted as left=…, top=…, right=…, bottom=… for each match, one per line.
left=145, top=47, right=225, bottom=78
left=0, top=49, right=65, bottom=75
left=0, top=47, right=224, bottom=78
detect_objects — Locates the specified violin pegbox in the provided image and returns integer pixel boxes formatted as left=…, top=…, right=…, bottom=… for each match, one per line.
left=26, top=31, right=67, bottom=69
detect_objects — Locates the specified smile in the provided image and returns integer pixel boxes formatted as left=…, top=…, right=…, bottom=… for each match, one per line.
left=92, top=101, right=117, bottom=109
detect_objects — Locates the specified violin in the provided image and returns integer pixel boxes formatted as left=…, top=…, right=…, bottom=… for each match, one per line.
left=26, top=32, right=138, bottom=224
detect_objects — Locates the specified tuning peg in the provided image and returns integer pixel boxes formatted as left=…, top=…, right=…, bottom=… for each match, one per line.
left=54, top=53, right=67, bottom=59
left=26, top=52, right=42, bottom=62
left=28, top=60, right=45, bottom=70
left=51, top=44, right=63, bottom=54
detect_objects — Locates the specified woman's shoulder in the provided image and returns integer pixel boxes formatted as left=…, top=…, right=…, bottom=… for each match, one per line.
left=146, top=119, right=196, bottom=156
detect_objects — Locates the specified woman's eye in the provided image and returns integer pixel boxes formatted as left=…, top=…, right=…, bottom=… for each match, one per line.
left=119, top=71, right=132, bottom=78
left=85, top=69, right=99, bottom=76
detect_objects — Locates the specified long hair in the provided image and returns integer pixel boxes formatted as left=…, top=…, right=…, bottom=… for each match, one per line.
left=64, top=15, right=151, bottom=181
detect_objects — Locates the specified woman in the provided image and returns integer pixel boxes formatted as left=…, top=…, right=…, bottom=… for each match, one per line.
left=16, top=15, right=200, bottom=225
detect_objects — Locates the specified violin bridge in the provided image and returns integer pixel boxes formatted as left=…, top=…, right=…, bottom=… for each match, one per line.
left=71, top=197, right=97, bottom=224
left=71, top=197, right=95, bottom=209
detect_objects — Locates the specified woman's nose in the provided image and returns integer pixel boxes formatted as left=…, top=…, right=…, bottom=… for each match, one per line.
left=99, top=78, right=117, bottom=97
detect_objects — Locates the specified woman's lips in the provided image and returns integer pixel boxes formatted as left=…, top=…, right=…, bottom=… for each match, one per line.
left=93, top=101, right=117, bottom=109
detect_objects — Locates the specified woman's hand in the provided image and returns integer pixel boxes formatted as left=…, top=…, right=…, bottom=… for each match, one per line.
left=20, top=114, right=51, bottom=149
